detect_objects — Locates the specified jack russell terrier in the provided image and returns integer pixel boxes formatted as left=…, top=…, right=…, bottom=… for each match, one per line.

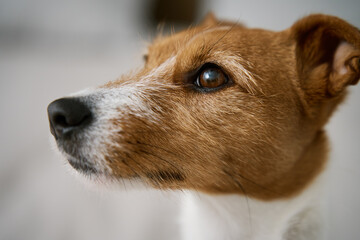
left=47, top=13, right=360, bottom=240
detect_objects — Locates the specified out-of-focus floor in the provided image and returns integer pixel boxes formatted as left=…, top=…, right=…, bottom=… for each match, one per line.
left=0, top=0, right=359, bottom=239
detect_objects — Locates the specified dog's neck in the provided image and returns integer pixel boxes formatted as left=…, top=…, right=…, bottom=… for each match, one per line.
left=181, top=131, right=327, bottom=240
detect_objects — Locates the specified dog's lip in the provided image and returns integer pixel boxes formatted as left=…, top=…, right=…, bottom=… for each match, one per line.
left=67, top=156, right=97, bottom=174
left=55, top=141, right=98, bottom=174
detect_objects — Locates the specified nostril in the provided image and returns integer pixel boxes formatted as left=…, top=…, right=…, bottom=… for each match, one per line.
left=52, top=110, right=90, bottom=128
left=53, top=114, right=68, bottom=127
left=47, top=97, right=93, bottom=139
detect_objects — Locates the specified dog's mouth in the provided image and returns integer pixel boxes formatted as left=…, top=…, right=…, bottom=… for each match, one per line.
left=56, top=141, right=100, bottom=175
left=67, top=156, right=98, bottom=174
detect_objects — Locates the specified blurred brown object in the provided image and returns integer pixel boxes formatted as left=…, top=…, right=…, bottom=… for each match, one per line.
left=149, top=0, right=202, bottom=25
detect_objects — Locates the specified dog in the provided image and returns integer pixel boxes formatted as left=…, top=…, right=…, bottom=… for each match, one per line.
left=47, top=13, right=360, bottom=240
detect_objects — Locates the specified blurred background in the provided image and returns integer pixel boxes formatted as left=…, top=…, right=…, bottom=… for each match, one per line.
left=0, top=0, right=359, bottom=239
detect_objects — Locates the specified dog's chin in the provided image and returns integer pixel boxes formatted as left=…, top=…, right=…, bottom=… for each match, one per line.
left=54, top=139, right=108, bottom=176
left=62, top=155, right=150, bottom=192
left=67, top=166, right=149, bottom=193
left=52, top=139, right=149, bottom=191
left=67, top=156, right=98, bottom=175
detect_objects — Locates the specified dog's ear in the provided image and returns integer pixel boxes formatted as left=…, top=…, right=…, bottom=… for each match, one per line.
left=291, top=14, right=360, bottom=99
left=200, top=12, right=218, bottom=27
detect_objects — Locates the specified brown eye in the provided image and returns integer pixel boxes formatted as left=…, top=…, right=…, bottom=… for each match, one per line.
left=196, top=67, right=228, bottom=89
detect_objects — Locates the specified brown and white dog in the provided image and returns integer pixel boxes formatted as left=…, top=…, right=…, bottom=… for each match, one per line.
left=47, top=13, right=360, bottom=240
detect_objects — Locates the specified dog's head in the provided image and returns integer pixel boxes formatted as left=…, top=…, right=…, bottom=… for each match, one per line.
left=48, top=14, right=360, bottom=200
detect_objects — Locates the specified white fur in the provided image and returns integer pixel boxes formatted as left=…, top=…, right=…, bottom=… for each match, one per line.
left=181, top=174, right=325, bottom=240
left=58, top=56, right=178, bottom=176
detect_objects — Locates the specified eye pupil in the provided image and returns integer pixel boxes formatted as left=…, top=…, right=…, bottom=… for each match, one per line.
left=198, top=67, right=227, bottom=89
left=204, top=69, right=219, bottom=82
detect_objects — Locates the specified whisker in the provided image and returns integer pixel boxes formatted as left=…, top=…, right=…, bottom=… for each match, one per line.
left=123, top=131, right=186, bottom=161
left=136, top=141, right=182, bottom=159
left=124, top=153, right=162, bottom=188
left=121, top=158, right=139, bottom=177
left=208, top=21, right=238, bottom=51
left=134, top=146, right=201, bottom=191
left=138, top=149, right=183, bottom=173
left=233, top=171, right=283, bottom=197
left=124, top=152, right=150, bottom=172
left=223, top=169, right=253, bottom=237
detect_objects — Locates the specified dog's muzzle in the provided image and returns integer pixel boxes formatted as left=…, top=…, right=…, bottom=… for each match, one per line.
left=47, top=97, right=96, bottom=173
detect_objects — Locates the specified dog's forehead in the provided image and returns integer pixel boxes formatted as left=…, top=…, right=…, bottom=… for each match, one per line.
left=147, top=24, right=290, bottom=71
left=144, top=25, right=293, bottom=94
left=146, top=25, right=238, bottom=65
left=100, top=24, right=295, bottom=95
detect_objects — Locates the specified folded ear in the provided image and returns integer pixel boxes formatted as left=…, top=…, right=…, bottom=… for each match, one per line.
left=200, top=12, right=218, bottom=27
left=291, top=14, right=360, bottom=99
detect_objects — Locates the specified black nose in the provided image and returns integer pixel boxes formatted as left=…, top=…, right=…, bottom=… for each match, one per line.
left=47, top=98, right=92, bottom=139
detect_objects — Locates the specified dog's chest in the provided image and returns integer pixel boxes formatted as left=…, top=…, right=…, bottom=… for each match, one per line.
left=180, top=176, right=325, bottom=240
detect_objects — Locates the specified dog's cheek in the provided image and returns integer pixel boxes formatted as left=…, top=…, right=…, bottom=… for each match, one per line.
left=175, top=93, right=294, bottom=192
left=144, top=95, right=237, bottom=190
left=96, top=95, right=184, bottom=186
left=96, top=88, right=291, bottom=192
